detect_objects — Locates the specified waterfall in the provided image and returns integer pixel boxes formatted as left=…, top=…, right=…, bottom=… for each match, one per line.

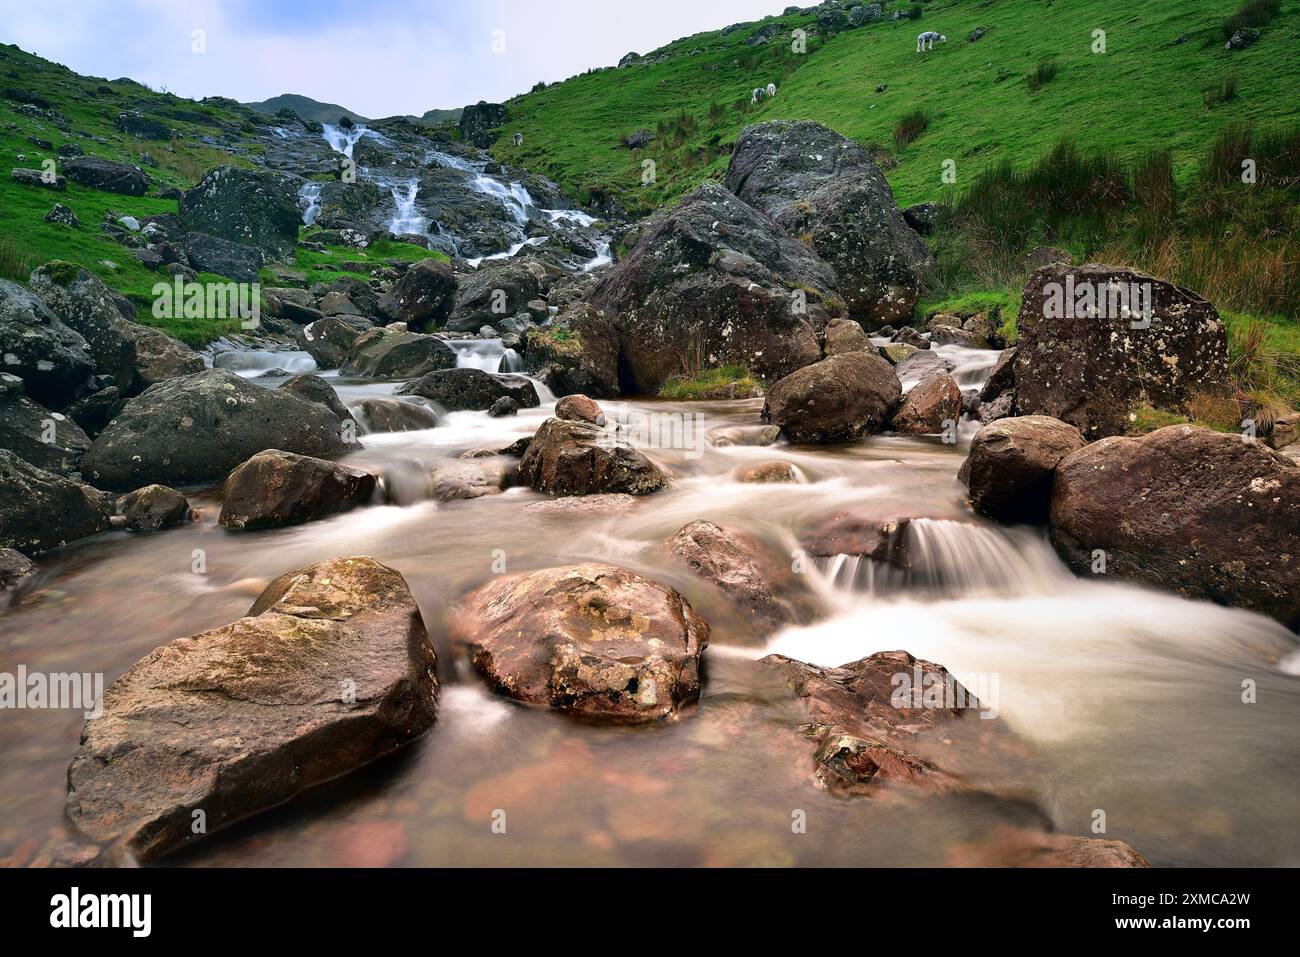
left=298, top=182, right=323, bottom=226
left=386, top=179, right=429, bottom=236
left=449, top=339, right=524, bottom=373
left=321, top=122, right=370, bottom=159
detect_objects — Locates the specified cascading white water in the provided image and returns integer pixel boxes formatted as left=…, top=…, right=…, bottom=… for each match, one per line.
left=321, top=122, right=370, bottom=158
left=212, top=349, right=317, bottom=377
left=448, top=338, right=524, bottom=373
left=298, top=182, right=323, bottom=226
left=386, top=179, right=429, bottom=236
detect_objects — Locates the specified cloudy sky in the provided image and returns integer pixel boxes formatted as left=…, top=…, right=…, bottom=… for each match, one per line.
left=4, top=0, right=788, bottom=116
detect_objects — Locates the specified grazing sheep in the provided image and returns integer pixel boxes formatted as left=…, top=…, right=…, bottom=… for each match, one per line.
left=751, top=87, right=763, bottom=104
left=917, top=31, right=947, bottom=52
left=513, top=132, right=523, bottom=146
left=766, top=82, right=777, bottom=98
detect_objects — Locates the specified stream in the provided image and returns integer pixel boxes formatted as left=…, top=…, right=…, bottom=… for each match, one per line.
left=1, top=340, right=1297, bottom=867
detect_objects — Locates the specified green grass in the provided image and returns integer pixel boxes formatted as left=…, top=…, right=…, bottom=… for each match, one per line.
left=494, top=0, right=1300, bottom=214
left=659, top=365, right=759, bottom=399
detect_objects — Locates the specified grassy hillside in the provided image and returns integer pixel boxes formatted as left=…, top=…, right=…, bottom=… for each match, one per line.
left=494, top=0, right=1300, bottom=214
left=0, top=43, right=432, bottom=343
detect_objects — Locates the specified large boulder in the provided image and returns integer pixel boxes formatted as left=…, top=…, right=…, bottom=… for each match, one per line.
left=459, top=101, right=509, bottom=148
left=340, top=328, right=458, bottom=379
left=763, top=351, right=901, bottom=443
left=278, top=373, right=355, bottom=426
left=83, top=369, right=357, bottom=490
left=890, top=371, right=961, bottom=435
left=219, top=450, right=377, bottom=530
left=0, top=386, right=90, bottom=474
left=61, top=156, right=151, bottom=195
left=298, top=315, right=367, bottom=369
left=450, top=563, right=707, bottom=723
left=961, top=416, right=1086, bottom=524
left=0, top=278, right=94, bottom=409
left=181, top=232, right=262, bottom=283
left=378, top=258, right=457, bottom=331
left=395, top=367, right=539, bottom=411
left=518, top=417, right=669, bottom=496
left=444, top=260, right=541, bottom=333
left=179, top=166, right=302, bottom=259
left=1015, top=264, right=1231, bottom=437
left=725, top=121, right=931, bottom=328
left=665, top=520, right=795, bottom=634
left=587, top=182, right=835, bottom=393
left=0, top=449, right=110, bottom=555
left=30, top=263, right=200, bottom=396
left=65, top=557, right=439, bottom=861
left=353, top=397, right=439, bottom=433
left=1050, top=425, right=1300, bottom=629
left=824, top=317, right=870, bottom=355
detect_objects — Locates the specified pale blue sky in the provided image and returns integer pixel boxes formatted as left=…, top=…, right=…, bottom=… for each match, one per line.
left=3, top=0, right=789, bottom=116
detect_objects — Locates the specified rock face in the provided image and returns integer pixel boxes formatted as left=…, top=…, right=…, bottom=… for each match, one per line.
left=340, top=329, right=458, bottom=379
left=891, top=371, right=960, bottom=435
left=0, top=278, right=95, bottom=409
left=1015, top=264, right=1231, bottom=437
left=587, top=182, right=834, bottom=393
left=395, top=367, right=540, bottom=411
left=459, top=101, right=509, bottom=148
left=83, top=369, right=356, bottom=491
left=179, top=166, right=301, bottom=259
left=725, top=121, right=930, bottom=328
left=117, top=485, right=191, bottom=532
left=451, top=563, right=707, bottom=723
left=65, top=557, right=439, bottom=861
left=518, top=417, right=669, bottom=496
left=378, top=259, right=456, bottom=331
left=30, top=263, right=201, bottom=396
left=666, top=520, right=795, bottom=633
left=1050, top=425, right=1300, bottom=629
left=0, top=449, right=110, bottom=555
left=62, top=156, right=151, bottom=195
left=0, top=387, right=90, bottom=474
left=220, top=450, right=377, bottom=530
left=961, top=416, right=1086, bottom=524
left=763, top=351, right=901, bottom=443
left=761, top=650, right=998, bottom=795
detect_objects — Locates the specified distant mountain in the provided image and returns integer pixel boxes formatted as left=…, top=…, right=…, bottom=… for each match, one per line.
left=244, top=93, right=368, bottom=125
left=419, top=107, right=463, bottom=125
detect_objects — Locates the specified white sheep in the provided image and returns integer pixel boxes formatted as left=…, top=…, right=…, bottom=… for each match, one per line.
left=513, top=132, right=523, bottom=146
left=916, top=31, right=946, bottom=52
left=766, top=82, right=777, bottom=98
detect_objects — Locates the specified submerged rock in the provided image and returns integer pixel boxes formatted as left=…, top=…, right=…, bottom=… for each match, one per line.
left=1051, top=424, right=1300, bottom=629
left=66, top=557, right=438, bottom=861
left=354, top=397, right=439, bottom=433
left=219, top=449, right=377, bottom=530
left=451, top=563, right=708, bottom=723
left=666, top=520, right=796, bottom=634
left=763, top=352, right=900, bottom=443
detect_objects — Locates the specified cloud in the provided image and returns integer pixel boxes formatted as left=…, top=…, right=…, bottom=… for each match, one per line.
left=2, top=0, right=786, bottom=116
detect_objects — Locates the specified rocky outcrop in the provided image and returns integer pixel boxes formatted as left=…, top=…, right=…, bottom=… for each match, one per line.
left=518, top=417, right=669, bottom=496
left=219, top=450, right=377, bottom=530
left=117, top=484, right=191, bottom=532
left=960, top=416, right=1086, bottom=524
left=725, top=121, right=930, bottom=328
left=65, top=557, right=439, bottom=861
left=587, top=182, right=834, bottom=393
left=340, top=328, right=458, bottom=379
left=83, top=369, right=357, bottom=490
left=451, top=563, right=707, bottom=723
left=0, top=278, right=95, bottom=409
left=665, top=520, right=795, bottom=634
left=0, top=382, right=90, bottom=474
left=459, top=101, right=509, bottom=148
left=763, top=351, right=900, bottom=443
left=1015, top=264, right=1231, bottom=437
left=179, top=166, right=301, bottom=259
left=1050, top=425, right=1300, bottom=629
left=891, top=371, right=960, bottom=435
left=0, top=449, right=110, bottom=555
left=378, top=259, right=456, bottom=331
left=62, top=156, right=151, bottom=195
left=30, top=263, right=201, bottom=396
left=395, top=367, right=539, bottom=411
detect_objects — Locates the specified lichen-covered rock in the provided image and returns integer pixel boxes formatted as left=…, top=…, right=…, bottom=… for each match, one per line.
left=0, top=278, right=95, bottom=409
left=960, top=416, right=1086, bottom=524
left=378, top=258, right=456, bottom=331
left=451, top=563, right=707, bottom=723
left=1015, top=264, right=1231, bottom=437
left=340, top=328, right=458, bottom=379
left=0, top=387, right=90, bottom=474
left=179, top=166, right=301, bottom=259
left=83, top=369, right=358, bottom=490
left=0, top=449, right=110, bottom=555
left=219, top=450, right=376, bottom=530
left=65, top=557, right=438, bottom=861
left=518, top=417, right=669, bottom=496
left=763, top=351, right=900, bottom=443
left=1050, top=425, right=1300, bottom=629
left=823, top=317, right=870, bottom=355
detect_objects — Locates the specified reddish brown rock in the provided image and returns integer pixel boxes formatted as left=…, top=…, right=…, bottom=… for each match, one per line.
left=763, top=352, right=901, bottom=444
left=891, top=371, right=961, bottom=435
left=960, top=415, right=1086, bottom=524
left=554, top=393, right=605, bottom=425
left=220, top=449, right=376, bottom=530
left=451, top=563, right=708, bottom=723
left=665, top=520, right=796, bottom=634
left=518, top=417, right=668, bottom=496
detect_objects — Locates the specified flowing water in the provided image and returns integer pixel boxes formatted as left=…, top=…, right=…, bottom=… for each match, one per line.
left=2, top=341, right=1297, bottom=868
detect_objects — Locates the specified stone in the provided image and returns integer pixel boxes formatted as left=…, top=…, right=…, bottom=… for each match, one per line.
left=763, top=352, right=901, bottom=443
left=219, top=450, right=377, bottom=530
left=960, top=416, right=1086, bottom=524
